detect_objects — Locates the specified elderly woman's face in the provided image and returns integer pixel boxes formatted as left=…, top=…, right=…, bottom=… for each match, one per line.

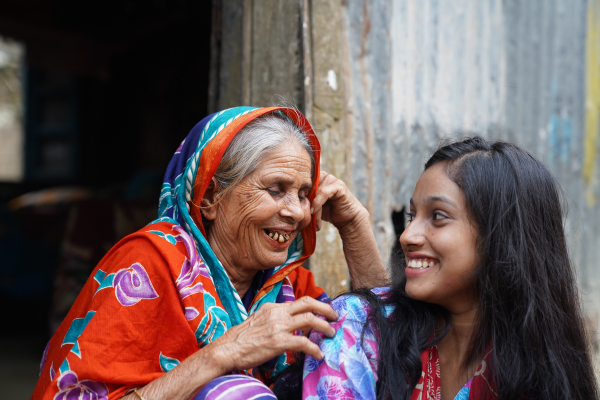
left=208, top=140, right=313, bottom=272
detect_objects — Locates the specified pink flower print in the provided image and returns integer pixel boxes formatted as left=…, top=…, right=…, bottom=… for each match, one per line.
left=113, top=263, right=159, bottom=306
left=54, top=370, right=108, bottom=400
left=315, top=377, right=355, bottom=400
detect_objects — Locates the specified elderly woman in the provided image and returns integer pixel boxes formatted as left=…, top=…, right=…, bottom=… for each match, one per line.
left=32, top=106, right=387, bottom=400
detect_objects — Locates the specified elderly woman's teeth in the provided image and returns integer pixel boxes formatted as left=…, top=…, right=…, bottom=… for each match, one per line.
left=265, top=230, right=290, bottom=243
left=407, top=259, right=436, bottom=269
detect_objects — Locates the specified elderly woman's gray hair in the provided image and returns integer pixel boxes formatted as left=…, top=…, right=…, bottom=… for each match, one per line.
left=211, top=112, right=315, bottom=203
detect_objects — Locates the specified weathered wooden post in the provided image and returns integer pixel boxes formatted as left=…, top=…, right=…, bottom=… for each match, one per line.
left=209, top=0, right=351, bottom=296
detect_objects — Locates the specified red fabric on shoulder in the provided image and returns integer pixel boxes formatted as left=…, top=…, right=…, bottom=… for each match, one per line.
left=286, top=266, right=325, bottom=300
left=32, top=222, right=223, bottom=400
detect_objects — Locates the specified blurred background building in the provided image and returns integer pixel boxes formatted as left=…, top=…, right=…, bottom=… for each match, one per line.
left=1, top=0, right=600, bottom=397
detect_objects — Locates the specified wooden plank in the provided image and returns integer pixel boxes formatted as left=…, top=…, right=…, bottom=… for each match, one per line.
left=309, top=0, right=350, bottom=295
left=249, top=0, right=304, bottom=108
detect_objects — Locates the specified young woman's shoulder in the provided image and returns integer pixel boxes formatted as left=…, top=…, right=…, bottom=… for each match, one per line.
left=328, top=287, right=394, bottom=323
left=302, top=287, right=393, bottom=400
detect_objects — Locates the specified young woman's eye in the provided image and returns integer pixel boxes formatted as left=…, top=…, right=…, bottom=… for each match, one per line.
left=405, top=211, right=415, bottom=224
left=432, top=211, right=448, bottom=221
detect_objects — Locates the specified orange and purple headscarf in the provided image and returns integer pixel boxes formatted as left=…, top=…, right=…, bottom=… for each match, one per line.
left=158, top=106, right=321, bottom=327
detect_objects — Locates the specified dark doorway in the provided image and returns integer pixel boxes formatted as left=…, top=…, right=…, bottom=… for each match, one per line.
left=0, top=2, right=212, bottom=397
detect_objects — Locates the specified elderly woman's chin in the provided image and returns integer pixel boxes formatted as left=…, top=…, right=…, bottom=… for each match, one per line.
left=229, top=229, right=300, bottom=272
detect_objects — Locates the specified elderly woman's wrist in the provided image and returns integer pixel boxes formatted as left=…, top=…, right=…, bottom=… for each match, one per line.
left=337, top=208, right=370, bottom=237
left=204, top=342, right=237, bottom=375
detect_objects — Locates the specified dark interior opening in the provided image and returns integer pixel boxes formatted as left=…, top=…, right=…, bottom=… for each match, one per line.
left=0, top=2, right=213, bottom=388
left=390, top=207, right=406, bottom=271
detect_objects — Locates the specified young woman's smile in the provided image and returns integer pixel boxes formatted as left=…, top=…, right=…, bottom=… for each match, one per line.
left=404, top=252, right=440, bottom=276
left=400, top=162, right=479, bottom=313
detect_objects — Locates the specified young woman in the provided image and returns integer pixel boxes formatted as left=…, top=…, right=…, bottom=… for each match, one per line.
left=278, top=137, right=599, bottom=400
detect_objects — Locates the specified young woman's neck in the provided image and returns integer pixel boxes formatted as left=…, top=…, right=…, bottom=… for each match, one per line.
left=437, top=303, right=480, bottom=376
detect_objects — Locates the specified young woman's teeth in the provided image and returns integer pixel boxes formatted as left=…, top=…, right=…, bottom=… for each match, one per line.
left=266, top=230, right=290, bottom=243
left=407, top=259, right=436, bottom=269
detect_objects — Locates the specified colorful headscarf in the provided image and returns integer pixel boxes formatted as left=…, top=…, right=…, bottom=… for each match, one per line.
left=157, top=106, right=321, bottom=327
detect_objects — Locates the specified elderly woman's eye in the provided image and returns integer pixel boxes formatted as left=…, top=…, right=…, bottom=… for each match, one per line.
left=298, top=189, right=307, bottom=200
left=266, top=187, right=281, bottom=196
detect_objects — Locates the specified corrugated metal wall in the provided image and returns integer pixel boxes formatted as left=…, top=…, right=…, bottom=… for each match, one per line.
left=343, top=0, right=600, bottom=343
left=212, top=0, right=600, bottom=341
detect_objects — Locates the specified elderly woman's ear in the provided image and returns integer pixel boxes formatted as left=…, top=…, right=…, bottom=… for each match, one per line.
left=200, top=177, right=222, bottom=221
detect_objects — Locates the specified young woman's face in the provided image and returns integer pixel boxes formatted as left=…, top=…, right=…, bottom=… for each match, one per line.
left=400, top=162, right=479, bottom=314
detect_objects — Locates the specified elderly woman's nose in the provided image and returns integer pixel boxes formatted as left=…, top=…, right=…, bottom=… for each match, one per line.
left=279, top=193, right=306, bottom=221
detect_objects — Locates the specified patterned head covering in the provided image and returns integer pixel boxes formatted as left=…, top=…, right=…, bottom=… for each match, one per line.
left=158, top=106, right=321, bottom=327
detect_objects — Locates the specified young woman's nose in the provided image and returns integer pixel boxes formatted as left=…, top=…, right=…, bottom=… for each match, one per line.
left=400, top=219, right=426, bottom=248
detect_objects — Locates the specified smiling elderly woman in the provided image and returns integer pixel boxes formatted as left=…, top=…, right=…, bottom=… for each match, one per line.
left=32, top=107, right=387, bottom=400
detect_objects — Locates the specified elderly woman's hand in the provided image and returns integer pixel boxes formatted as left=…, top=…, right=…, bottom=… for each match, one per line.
left=120, top=297, right=336, bottom=400
left=311, top=171, right=368, bottom=232
left=311, top=171, right=388, bottom=288
left=211, top=296, right=337, bottom=372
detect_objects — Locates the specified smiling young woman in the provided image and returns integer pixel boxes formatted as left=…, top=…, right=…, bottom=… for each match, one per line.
left=278, top=137, right=599, bottom=400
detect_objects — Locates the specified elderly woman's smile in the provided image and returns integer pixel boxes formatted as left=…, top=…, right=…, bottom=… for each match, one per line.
left=202, top=140, right=313, bottom=294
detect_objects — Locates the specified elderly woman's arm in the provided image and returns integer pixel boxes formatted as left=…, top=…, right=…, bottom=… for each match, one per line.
left=120, top=297, right=337, bottom=400
left=311, top=172, right=388, bottom=288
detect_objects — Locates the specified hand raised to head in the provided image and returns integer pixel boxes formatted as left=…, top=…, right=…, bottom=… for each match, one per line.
left=311, top=171, right=367, bottom=232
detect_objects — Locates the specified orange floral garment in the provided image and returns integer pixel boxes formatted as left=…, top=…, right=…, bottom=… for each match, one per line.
left=33, top=221, right=326, bottom=400
left=32, top=107, right=326, bottom=400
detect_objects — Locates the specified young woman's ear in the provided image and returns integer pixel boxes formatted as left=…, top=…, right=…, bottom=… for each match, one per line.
left=200, top=177, right=221, bottom=221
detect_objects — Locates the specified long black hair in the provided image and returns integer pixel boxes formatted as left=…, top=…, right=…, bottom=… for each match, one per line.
left=274, top=137, right=598, bottom=400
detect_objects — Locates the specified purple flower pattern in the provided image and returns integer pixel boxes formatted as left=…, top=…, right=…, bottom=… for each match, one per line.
left=54, top=370, right=108, bottom=400
left=114, top=263, right=159, bottom=306
left=280, top=277, right=296, bottom=303
left=40, top=341, right=50, bottom=376
left=172, top=225, right=210, bottom=302
left=184, top=307, right=200, bottom=320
